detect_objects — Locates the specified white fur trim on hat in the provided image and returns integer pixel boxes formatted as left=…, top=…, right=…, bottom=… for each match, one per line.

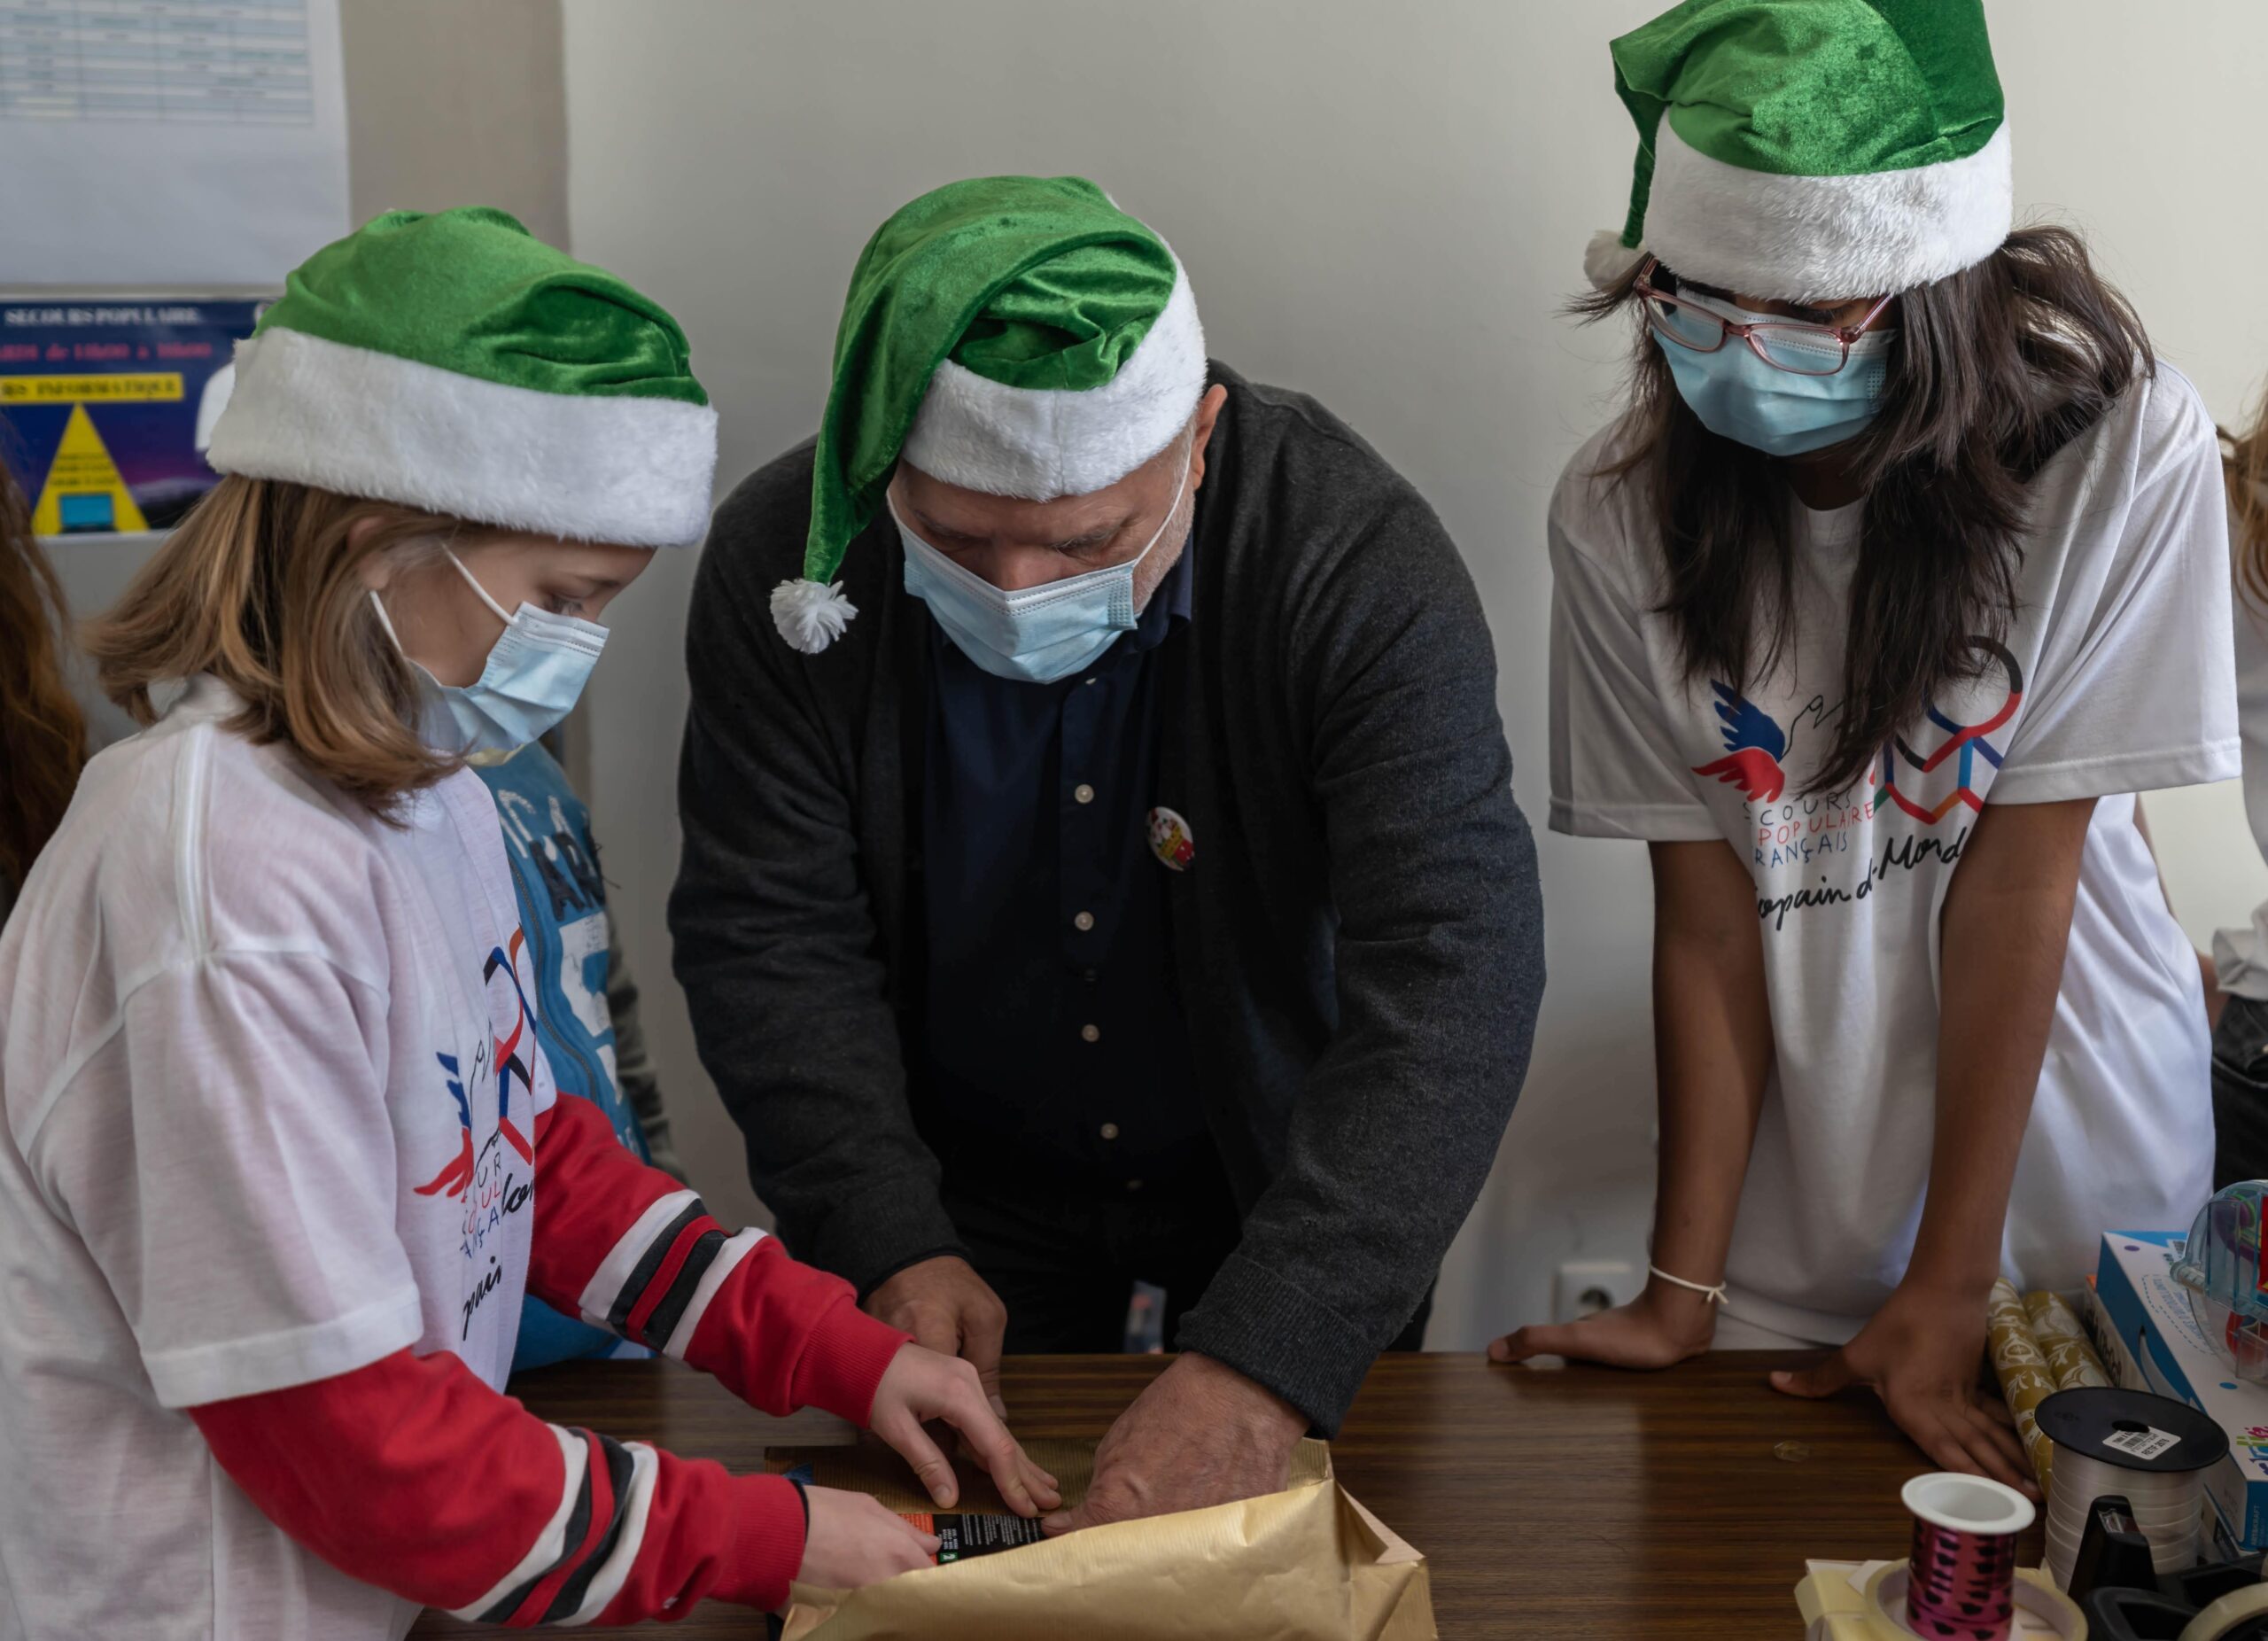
left=1584, top=229, right=1646, bottom=292
left=1640, top=119, right=2013, bottom=301
left=192, top=362, right=235, bottom=455
left=901, top=256, right=1206, bottom=501
left=206, top=326, right=719, bottom=548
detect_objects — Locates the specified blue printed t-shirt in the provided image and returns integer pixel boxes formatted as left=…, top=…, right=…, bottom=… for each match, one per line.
left=473, top=742, right=649, bottom=1367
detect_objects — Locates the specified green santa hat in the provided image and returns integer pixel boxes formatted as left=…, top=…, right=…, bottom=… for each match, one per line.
left=206, top=206, right=717, bottom=548
left=1586, top=0, right=2011, bottom=301
left=773, top=175, right=1206, bottom=654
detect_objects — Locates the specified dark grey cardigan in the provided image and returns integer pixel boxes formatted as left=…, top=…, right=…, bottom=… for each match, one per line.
left=671, top=365, right=1545, bottom=1430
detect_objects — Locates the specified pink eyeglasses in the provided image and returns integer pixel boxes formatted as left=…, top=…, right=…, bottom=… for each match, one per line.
left=1634, top=256, right=1893, bottom=377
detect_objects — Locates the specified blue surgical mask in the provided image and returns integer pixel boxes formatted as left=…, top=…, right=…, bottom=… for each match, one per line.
left=371, top=549, right=607, bottom=754
left=893, top=447, right=1192, bottom=685
left=1655, top=290, right=1896, bottom=458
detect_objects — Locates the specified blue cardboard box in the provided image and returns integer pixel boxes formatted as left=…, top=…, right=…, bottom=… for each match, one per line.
left=2089, top=1230, right=2268, bottom=1552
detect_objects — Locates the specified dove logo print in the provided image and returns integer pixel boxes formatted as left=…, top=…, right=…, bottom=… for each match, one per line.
left=1690, top=634, right=2030, bottom=929
left=1692, top=682, right=1829, bottom=805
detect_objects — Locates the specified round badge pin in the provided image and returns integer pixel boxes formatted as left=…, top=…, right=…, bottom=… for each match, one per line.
left=1147, top=806, right=1194, bottom=872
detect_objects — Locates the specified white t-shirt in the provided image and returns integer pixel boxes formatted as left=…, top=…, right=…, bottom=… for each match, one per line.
left=0, top=678, right=555, bottom=1640
left=2210, top=494, right=2268, bottom=1000
left=1549, top=364, right=2238, bottom=1343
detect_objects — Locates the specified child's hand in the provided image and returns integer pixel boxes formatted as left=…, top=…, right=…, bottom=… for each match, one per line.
left=795, top=1485, right=937, bottom=1591
left=868, top=1343, right=1062, bottom=1517
left=1771, top=1279, right=2039, bottom=1500
left=1487, top=1279, right=1718, bottom=1368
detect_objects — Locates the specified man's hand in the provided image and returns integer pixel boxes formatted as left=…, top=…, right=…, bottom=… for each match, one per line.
left=863, top=1256, right=1010, bottom=1419
left=1041, top=1352, right=1306, bottom=1535
left=1772, top=1279, right=2039, bottom=1500
left=867, top=1344, right=1060, bottom=1518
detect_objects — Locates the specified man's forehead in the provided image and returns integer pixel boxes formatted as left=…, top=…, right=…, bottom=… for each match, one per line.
left=897, top=463, right=1138, bottom=536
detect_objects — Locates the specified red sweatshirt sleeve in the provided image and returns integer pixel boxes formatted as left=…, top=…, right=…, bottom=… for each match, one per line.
left=525, top=1094, right=908, bottom=1423
left=189, top=1347, right=807, bottom=1623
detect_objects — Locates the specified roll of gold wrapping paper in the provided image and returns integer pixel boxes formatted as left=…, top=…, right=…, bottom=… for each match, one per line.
left=1987, top=1279, right=2058, bottom=1492
left=2023, top=1290, right=2111, bottom=1391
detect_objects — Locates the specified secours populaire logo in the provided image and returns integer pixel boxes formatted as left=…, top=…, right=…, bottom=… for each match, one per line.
left=414, top=928, right=550, bottom=1334
left=1691, top=681, right=1828, bottom=806
left=1690, top=639, right=2025, bottom=930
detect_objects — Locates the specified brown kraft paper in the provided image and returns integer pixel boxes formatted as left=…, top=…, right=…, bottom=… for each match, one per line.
left=768, top=1436, right=1433, bottom=1640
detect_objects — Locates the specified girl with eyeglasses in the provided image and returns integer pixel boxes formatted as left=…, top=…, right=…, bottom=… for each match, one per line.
left=1495, top=1, right=2234, bottom=1497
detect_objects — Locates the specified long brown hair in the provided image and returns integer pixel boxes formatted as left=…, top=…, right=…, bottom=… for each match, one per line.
left=2225, top=380, right=2268, bottom=608
left=0, top=458, right=87, bottom=892
left=1580, top=226, right=2151, bottom=797
left=86, top=476, right=472, bottom=816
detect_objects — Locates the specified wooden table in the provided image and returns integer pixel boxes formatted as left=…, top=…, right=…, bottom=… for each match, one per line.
left=412, top=1350, right=2022, bottom=1638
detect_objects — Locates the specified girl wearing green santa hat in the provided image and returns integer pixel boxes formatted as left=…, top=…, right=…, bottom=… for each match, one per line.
left=1495, top=0, right=2234, bottom=1494
left=0, top=206, right=1053, bottom=1638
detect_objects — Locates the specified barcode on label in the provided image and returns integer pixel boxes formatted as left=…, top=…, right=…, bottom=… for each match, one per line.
left=2101, top=1426, right=2180, bottom=1461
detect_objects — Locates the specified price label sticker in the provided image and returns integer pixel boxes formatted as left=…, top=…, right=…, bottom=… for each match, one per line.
left=2101, top=1426, right=2180, bottom=1461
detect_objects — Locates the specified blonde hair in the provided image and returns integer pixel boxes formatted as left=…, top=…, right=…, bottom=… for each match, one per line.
left=85, top=476, right=477, bottom=815
left=2228, top=381, right=2268, bottom=610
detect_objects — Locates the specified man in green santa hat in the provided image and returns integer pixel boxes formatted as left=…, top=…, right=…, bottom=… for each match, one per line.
left=672, top=175, right=1544, bottom=1525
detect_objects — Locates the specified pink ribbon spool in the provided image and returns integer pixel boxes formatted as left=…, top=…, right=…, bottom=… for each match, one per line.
left=1900, top=1473, right=2036, bottom=1641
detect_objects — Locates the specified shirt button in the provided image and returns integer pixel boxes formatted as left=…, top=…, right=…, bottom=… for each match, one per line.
left=1080, top=1023, right=1100, bottom=1044
left=1099, top=1122, right=1121, bottom=1140
left=1074, top=911, right=1095, bottom=932
left=1074, top=782, right=1096, bottom=805
left=1084, top=677, right=1099, bottom=687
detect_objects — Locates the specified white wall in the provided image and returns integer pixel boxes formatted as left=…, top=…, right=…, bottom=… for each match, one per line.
left=338, top=0, right=568, bottom=245
left=38, top=1, right=572, bottom=714
left=558, top=0, right=2268, bottom=1347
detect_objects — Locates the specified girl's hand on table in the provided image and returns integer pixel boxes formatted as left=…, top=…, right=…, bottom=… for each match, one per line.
left=1771, top=1280, right=2038, bottom=1499
left=795, top=1486, right=938, bottom=1591
left=1488, top=1279, right=1717, bottom=1369
left=867, top=1343, right=1061, bottom=1517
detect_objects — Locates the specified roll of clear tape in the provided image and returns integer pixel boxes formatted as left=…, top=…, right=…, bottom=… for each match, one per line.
left=2179, top=1582, right=2268, bottom=1641
left=2023, top=1290, right=2111, bottom=1391
left=1988, top=1279, right=2058, bottom=1492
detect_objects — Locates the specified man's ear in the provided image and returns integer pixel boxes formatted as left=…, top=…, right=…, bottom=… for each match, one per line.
left=1187, top=383, right=1230, bottom=490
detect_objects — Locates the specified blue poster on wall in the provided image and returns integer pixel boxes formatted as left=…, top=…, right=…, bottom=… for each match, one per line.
left=0, top=299, right=262, bottom=537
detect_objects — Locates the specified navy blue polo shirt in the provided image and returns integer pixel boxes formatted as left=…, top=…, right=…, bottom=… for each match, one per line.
left=917, top=535, right=1208, bottom=1194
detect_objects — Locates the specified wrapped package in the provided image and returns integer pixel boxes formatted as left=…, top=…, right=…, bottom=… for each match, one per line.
left=2022, top=1289, right=2111, bottom=1392
left=769, top=1436, right=1432, bottom=1640
left=1987, top=1278, right=2058, bottom=1492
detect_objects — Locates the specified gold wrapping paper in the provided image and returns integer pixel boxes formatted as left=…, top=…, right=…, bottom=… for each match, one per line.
left=2022, top=1290, right=2111, bottom=1391
left=1988, top=1279, right=2058, bottom=1491
left=768, top=1436, right=1433, bottom=1640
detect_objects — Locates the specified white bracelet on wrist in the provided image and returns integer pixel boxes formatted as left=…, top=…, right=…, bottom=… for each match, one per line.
left=1647, top=1264, right=1728, bottom=1306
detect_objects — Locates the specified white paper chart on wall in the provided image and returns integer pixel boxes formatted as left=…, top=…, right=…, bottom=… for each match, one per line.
left=0, top=0, right=349, bottom=286
left=2, top=2, right=315, bottom=124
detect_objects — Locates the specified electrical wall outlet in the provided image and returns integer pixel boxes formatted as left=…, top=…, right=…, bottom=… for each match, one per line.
left=1552, top=1259, right=1640, bottom=1324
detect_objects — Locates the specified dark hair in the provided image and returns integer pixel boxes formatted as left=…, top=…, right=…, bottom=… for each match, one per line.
left=1578, top=227, right=2151, bottom=796
left=0, top=457, right=87, bottom=895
